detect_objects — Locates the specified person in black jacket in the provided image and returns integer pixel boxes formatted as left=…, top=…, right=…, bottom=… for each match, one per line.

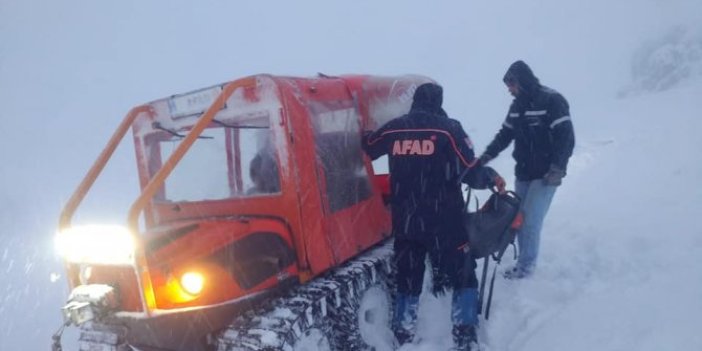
left=363, top=83, right=505, bottom=351
left=480, top=61, right=575, bottom=279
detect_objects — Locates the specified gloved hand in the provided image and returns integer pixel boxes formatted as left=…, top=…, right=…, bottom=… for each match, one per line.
left=493, top=174, right=507, bottom=194
left=543, top=165, right=566, bottom=186
left=469, top=166, right=505, bottom=192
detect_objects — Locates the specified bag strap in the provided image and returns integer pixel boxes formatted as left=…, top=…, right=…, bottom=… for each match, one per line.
left=485, top=262, right=499, bottom=319
left=463, top=186, right=472, bottom=213
left=477, top=257, right=501, bottom=320
left=477, top=256, right=489, bottom=315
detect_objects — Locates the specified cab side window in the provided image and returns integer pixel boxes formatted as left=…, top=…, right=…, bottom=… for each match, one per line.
left=308, top=100, right=372, bottom=212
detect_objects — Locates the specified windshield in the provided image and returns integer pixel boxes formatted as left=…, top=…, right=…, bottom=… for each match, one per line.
left=145, top=113, right=281, bottom=202
left=132, top=78, right=287, bottom=204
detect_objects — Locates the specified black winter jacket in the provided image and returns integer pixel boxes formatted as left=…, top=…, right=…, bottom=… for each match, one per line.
left=485, top=62, right=575, bottom=181
left=363, top=84, right=496, bottom=243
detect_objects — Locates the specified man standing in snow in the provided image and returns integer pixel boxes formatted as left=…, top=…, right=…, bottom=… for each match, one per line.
left=480, top=61, right=575, bottom=279
left=362, top=82, right=506, bottom=351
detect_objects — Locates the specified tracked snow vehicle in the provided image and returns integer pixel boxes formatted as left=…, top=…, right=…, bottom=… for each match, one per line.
left=54, top=74, right=433, bottom=351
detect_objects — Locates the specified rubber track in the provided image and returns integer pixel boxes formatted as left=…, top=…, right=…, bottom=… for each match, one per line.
left=215, top=240, right=393, bottom=351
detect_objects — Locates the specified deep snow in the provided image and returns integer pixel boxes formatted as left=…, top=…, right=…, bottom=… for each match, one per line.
left=1, top=1, right=701, bottom=350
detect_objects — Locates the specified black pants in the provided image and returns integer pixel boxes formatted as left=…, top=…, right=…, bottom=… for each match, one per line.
left=394, top=237, right=477, bottom=296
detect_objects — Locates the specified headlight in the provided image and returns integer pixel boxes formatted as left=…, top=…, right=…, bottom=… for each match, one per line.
left=55, top=225, right=135, bottom=265
left=164, top=270, right=206, bottom=303
left=180, top=272, right=204, bottom=296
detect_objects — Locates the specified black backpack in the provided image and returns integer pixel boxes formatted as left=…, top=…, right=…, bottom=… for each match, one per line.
left=462, top=190, right=521, bottom=260
left=461, top=189, right=523, bottom=320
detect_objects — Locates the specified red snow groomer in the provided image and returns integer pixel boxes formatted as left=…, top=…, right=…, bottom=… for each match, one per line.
left=54, top=74, right=433, bottom=351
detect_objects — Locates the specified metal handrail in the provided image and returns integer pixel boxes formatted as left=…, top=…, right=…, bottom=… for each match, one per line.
left=58, top=105, right=153, bottom=230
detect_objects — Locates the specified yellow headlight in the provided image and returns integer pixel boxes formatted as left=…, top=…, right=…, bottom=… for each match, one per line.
left=180, top=272, right=204, bottom=296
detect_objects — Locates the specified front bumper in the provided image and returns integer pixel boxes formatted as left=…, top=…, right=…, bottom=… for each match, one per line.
left=62, top=284, right=118, bottom=325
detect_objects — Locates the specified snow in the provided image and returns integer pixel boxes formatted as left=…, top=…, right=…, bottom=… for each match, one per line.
left=2, top=0, right=702, bottom=350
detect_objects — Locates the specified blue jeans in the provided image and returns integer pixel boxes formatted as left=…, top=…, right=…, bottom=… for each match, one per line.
left=514, top=180, right=558, bottom=273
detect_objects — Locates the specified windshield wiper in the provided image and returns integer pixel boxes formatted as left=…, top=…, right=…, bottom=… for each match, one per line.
left=152, top=122, right=213, bottom=139
left=212, top=119, right=268, bottom=129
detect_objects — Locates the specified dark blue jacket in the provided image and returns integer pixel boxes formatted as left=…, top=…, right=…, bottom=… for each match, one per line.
left=363, top=83, right=496, bottom=243
left=485, top=61, right=575, bottom=181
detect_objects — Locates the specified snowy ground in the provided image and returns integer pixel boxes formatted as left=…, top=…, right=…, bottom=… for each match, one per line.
left=2, top=1, right=702, bottom=350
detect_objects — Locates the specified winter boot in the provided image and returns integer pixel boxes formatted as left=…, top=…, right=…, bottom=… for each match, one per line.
left=391, top=293, right=419, bottom=347
left=503, top=265, right=532, bottom=280
left=392, top=327, right=413, bottom=347
left=451, top=324, right=478, bottom=351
